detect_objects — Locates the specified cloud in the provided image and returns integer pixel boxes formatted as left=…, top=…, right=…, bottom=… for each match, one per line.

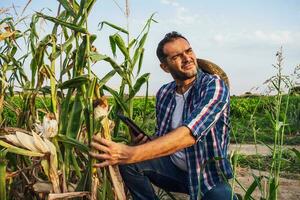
left=254, top=30, right=292, bottom=45
left=160, top=0, right=200, bottom=25
left=211, top=30, right=300, bottom=47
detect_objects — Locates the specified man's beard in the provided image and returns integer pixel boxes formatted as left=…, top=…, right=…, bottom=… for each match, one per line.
left=169, top=65, right=198, bottom=81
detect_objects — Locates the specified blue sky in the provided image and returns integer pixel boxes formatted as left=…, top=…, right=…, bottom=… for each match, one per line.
left=1, top=0, right=299, bottom=95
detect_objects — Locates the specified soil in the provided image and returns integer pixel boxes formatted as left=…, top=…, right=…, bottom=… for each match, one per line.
left=168, top=144, right=300, bottom=200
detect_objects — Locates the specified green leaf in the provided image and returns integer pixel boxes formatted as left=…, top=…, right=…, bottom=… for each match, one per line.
left=57, top=0, right=77, bottom=17
left=103, top=57, right=128, bottom=82
left=98, top=70, right=116, bottom=89
left=109, top=35, right=117, bottom=57
left=57, top=134, right=89, bottom=153
left=127, top=73, right=150, bottom=100
left=291, top=148, right=300, bottom=161
left=103, top=85, right=129, bottom=114
left=244, top=174, right=263, bottom=200
left=66, top=94, right=84, bottom=139
left=52, top=35, right=75, bottom=60
left=98, top=21, right=128, bottom=34
left=36, top=12, right=87, bottom=33
left=114, top=34, right=129, bottom=59
left=89, top=52, right=108, bottom=62
left=58, top=75, right=90, bottom=89
left=137, top=48, right=144, bottom=76
left=128, top=39, right=137, bottom=50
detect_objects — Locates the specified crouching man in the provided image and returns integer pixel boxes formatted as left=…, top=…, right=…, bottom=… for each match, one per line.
left=90, top=31, right=238, bottom=200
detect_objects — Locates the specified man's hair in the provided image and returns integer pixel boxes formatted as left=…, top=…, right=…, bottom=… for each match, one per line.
left=156, top=31, right=189, bottom=63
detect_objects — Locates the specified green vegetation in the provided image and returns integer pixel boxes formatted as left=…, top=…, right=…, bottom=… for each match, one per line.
left=2, top=94, right=300, bottom=144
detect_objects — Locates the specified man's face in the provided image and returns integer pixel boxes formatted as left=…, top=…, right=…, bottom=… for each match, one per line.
left=160, top=38, right=198, bottom=81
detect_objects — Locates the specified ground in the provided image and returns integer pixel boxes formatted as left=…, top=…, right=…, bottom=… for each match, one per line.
left=167, top=144, right=300, bottom=200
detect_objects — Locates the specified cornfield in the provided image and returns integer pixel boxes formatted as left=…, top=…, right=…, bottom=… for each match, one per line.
left=0, top=0, right=155, bottom=199
left=0, top=1, right=299, bottom=200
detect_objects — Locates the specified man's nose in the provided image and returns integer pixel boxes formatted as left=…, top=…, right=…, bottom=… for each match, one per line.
left=181, top=52, right=191, bottom=62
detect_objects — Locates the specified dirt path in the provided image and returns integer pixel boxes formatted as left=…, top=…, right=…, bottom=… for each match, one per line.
left=229, top=144, right=300, bottom=156
left=170, top=167, right=300, bottom=200
left=169, top=144, right=300, bottom=200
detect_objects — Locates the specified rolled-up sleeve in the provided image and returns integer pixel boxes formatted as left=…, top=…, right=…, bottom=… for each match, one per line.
left=182, top=77, right=229, bottom=142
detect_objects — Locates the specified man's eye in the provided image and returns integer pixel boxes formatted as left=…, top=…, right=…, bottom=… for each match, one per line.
left=186, top=49, right=193, bottom=54
left=171, top=56, right=178, bottom=60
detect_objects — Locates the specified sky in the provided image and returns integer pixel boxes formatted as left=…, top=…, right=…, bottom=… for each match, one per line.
left=1, top=0, right=300, bottom=95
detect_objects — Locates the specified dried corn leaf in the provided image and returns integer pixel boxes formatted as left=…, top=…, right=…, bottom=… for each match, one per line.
left=48, top=191, right=90, bottom=200
left=0, top=31, right=15, bottom=41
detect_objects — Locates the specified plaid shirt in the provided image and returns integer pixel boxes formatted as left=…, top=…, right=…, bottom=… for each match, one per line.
left=155, top=70, right=233, bottom=200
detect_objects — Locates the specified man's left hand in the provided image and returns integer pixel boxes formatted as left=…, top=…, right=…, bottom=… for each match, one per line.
left=89, top=135, right=134, bottom=167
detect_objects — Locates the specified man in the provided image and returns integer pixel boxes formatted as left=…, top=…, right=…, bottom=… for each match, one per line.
left=90, top=32, right=237, bottom=200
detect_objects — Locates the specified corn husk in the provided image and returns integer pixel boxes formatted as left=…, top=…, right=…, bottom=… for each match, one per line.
left=92, top=97, right=126, bottom=200
left=2, top=131, right=60, bottom=193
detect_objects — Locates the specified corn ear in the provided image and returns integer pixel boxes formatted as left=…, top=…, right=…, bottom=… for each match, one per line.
left=0, top=140, right=44, bottom=157
left=101, top=117, right=126, bottom=200
left=15, top=131, right=39, bottom=152
left=32, top=131, right=49, bottom=154
left=4, top=134, right=24, bottom=148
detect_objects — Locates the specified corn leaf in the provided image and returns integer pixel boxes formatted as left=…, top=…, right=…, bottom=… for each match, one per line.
left=0, top=140, right=44, bottom=157
left=127, top=73, right=150, bottom=101
left=291, top=148, right=300, bottom=161
left=98, top=70, right=116, bottom=89
left=57, top=134, right=89, bottom=153
left=52, top=35, right=75, bottom=60
left=103, top=85, right=129, bottom=114
left=90, top=52, right=108, bottom=62
left=132, top=33, right=147, bottom=68
left=114, top=34, right=129, bottom=60
left=36, top=12, right=87, bottom=33
left=128, top=39, right=137, bottom=50
left=137, top=48, right=144, bottom=76
left=0, top=31, right=15, bottom=41
left=244, top=174, right=263, bottom=200
left=98, top=21, right=128, bottom=34
left=58, top=75, right=90, bottom=89
left=57, top=0, right=77, bottom=17
left=66, top=94, right=84, bottom=139
left=75, top=35, right=88, bottom=72
left=109, top=35, right=117, bottom=57
left=103, top=57, right=128, bottom=83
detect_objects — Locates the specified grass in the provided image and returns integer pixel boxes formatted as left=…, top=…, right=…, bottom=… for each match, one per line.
left=237, top=151, right=300, bottom=178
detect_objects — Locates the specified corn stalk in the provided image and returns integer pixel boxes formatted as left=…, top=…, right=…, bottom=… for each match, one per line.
left=99, top=13, right=156, bottom=139
left=0, top=149, right=7, bottom=200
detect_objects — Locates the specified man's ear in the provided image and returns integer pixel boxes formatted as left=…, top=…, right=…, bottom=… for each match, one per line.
left=160, top=63, right=170, bottom=73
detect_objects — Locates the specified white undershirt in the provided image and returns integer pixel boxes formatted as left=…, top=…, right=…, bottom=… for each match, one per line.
left=170, top=88, right=191, bottom=171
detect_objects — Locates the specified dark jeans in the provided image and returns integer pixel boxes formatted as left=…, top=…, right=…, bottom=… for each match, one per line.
left=119, top=156, right=238, bottom=200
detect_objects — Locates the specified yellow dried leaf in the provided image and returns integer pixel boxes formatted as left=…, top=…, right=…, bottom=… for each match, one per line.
left=0, top=31, right=15, bottom=41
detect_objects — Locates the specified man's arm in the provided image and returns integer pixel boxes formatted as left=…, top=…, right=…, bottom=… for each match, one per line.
left=90, top=126, right=195, bottom=167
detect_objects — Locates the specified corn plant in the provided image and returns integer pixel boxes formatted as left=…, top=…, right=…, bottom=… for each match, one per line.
left=98, top=14, right=156, bottom=139
left=0, top=16, right=30, bottom=127
left=0, top=0, right=157, bottom=199
left=230, top=48, right=300, bottom=200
